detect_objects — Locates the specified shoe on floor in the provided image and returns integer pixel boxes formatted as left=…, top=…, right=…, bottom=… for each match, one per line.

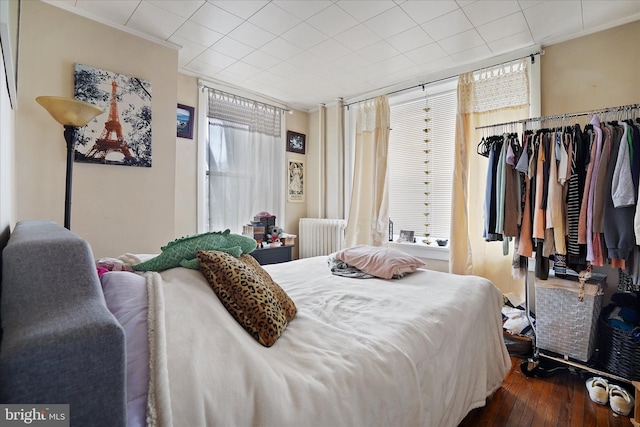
left=609, top=385, right=634, bottom=416
left=586, top=377, right=609, bottom=405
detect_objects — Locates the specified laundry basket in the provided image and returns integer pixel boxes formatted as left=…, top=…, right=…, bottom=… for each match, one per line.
left=597, top=304, right=640, bottom=381
left=534, top=272, right=606, bottom=362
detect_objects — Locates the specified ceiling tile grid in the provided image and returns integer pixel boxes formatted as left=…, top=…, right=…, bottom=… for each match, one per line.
left=46, top=0, right=640, bottom=110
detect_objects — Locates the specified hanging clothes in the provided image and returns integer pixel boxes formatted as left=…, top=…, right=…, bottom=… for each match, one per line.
left=477, top=104, right=640, bottom=283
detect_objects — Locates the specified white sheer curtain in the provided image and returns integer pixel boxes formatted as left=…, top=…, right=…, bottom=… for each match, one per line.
left=345, top=95, right=390, bottom=247
left=205, top=89, right=284, bottom=233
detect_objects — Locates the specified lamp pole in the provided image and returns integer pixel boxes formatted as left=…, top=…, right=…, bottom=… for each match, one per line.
left=62, top=125, right=78, bottom=230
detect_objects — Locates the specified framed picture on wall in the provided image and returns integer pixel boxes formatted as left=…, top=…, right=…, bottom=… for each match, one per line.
left=287, top=160, right=304, bottom=203
left=177, top=103, right=194, bottom=139
left=286, top=131, right=306, bottom=154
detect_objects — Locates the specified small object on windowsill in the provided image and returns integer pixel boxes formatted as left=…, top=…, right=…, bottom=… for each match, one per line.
left=436, top=239, right=448, bottom=247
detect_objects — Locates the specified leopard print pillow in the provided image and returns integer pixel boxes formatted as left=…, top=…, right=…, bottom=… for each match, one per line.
left=197, top=250, right=288, bottom=347
left=238, top=254, right=297, bottom=322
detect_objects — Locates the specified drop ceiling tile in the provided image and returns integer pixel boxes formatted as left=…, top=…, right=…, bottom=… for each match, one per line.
left=582, top=1, right=640, bottom=28
left=331, top=51, right=371, bottom=73
left=74, top=0, right=139, bottom=26
left=419, top=55, right=456, bottom=73
left=308, top=38, right=352, bottom=61
left=438, top=29, right=485, bottom=55
left=219, top=61, right=262, bottom=79
left=190, top=3, right=244, bottom=34
left=272, top=1, right=333, bottom=20
left=260, top=37, right=303, bottom=61
left=184, top=60, right=224, bottom=77
left=421, top=9, right=474, bottom=41
left=337, top=1, right=396, bottom=22
left=227, top=21, right=277, bottom=49
left=210, top=37, right=254, bottom=60
left=241, top=49, right=282, bottom=70
left=365, top=6, right=416, bottom=38
left=169, top=34, right=209, bottom=65
left=487, top=30, right=535, bottom=55
left=247, top=71, right=293, bottom=91
left=517, top=1, right=546, bottom=10
left=209, top=0, right=269, bottom=19
left=172, top=20, right=224, bottom=47
left=148, top=0, right=205, bottom=19
left=522, top=1, right=582, bottom=41
left=358, top=40, right=401, bottom=64
left=249, top=2, right=301, bottom=36
left=284, top=51, right=329, bottom=76
left=334, top=24, right=382, bottom=51
left=476, top=11, right=528, bottom=43
left=369, top=54, right=417, bottom=75
left=404, top=42, right=449, bottom=66
left=127, top=2, right=185, bottom=40
left=462, top=0, right=522, bottom=27
left=197, top=48, right=237, bottom=69
left=450, top=43, right=492, bottom=64
left=455, top=0, right=477, bottom=7
left=280, top=22, right=327, bottom=49
left=386, top=25, right=434, bottom=53
left=306, top=4, right=359, bottom=36
left=398, top=0, right=459, bottom=25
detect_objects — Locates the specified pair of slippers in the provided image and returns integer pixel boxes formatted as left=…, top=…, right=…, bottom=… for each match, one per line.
left=586, top=377, right=635, bottom=416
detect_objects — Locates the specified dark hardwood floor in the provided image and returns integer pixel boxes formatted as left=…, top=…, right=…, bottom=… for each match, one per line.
left=459, top=356, right=634, bottom=427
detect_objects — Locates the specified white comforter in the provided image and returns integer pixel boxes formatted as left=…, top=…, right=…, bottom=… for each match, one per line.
left=156, top=257, right=510, bottom=427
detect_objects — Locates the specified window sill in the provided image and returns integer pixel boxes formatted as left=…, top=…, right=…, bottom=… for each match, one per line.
left=387, top=240, right=449, bottom=261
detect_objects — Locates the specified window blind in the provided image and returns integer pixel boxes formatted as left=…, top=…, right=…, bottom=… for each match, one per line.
left=388, top=89, right=457, bottom=240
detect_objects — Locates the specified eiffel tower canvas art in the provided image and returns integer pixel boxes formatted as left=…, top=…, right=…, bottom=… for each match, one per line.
left=73, top=63, right=152, bottom=167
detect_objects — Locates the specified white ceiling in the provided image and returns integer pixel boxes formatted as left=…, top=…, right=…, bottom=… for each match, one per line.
left=45, top=0, right=640, bottom=111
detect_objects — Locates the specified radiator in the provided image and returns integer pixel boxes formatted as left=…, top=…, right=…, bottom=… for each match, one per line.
left=299, top=218, right=347, bottom=258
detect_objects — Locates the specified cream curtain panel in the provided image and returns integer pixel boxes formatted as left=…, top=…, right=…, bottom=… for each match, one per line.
left=451, top=60, right=529, bottom=299
left=345, top=96, right=390, bottom=247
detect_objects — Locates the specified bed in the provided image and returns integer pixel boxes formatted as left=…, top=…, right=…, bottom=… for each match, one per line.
left=0, top=221, right=510, bottom=427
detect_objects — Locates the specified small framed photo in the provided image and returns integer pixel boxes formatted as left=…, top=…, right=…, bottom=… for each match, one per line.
left=286, top=131, right=306, bottom=154
left=177, top=103, right=194, bottom=139
left=399, top=230, right=415, bottom=243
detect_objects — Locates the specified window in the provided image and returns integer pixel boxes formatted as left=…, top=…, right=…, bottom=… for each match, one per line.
left=388, top=79, right=457, bottom=242
left=200, top=88, right=285, bottom=234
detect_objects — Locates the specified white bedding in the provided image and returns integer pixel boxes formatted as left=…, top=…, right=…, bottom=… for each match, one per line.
left=155, top=256, right=510, bottom=427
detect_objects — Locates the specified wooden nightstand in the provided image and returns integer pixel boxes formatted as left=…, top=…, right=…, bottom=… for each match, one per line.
left=250, top=245, right=293, bottom=265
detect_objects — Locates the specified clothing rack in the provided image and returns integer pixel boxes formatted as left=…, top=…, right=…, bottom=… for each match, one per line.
left=479, top=103, right=640, bottom=420
left=475, top=103, right=640, bottom=130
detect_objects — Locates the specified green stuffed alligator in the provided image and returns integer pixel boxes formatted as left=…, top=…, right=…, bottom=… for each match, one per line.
left=132, top=229, right=257, bottom=271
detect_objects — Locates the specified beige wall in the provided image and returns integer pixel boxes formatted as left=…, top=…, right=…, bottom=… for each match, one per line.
left=284, top=109, right=309, bottom=259
left=17, top=1, right=178, bottom=258
left=541, top=20, right=639, bottom=115
left=175, top=73, right=199, bottom=237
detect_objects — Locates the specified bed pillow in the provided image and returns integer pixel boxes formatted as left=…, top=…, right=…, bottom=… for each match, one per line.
left=132, top=230, right=257, bottom=272
left=333, top=245, right=426, bottom=279
left=100, top=271, right=149, bottom=427
left=238, top=254, right=297, bottom=322
left=197, top=250, right=288, bottom=347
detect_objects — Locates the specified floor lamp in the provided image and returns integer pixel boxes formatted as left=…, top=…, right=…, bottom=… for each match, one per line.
left=36, top=96, right=103, bottom=230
